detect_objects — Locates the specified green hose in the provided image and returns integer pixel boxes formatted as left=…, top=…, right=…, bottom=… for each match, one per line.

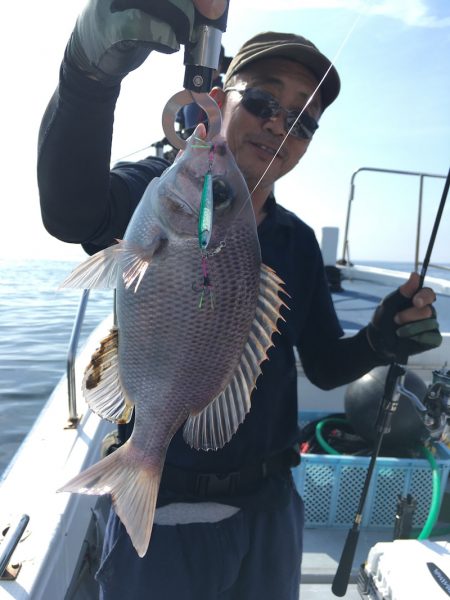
left=314, top=418, right=442, bottom=540
left=315, top=417, right=349, bottom=455
left=418, top=526, right=450, bottom=537
left=417, top=445, right=441, bottom=540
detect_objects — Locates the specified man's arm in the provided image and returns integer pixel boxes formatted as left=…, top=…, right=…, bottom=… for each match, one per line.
left=299, top=329, right=386, bottom=391
left=37, top=59, right=170, bottom=253
left=37, top=0, right=225, bottom=250
left=299, top=273, right=441, bottom=390
left=37, top=59, right=122, bottom=247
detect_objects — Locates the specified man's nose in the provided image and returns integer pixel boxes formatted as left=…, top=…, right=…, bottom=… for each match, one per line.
left=262, top=111, right=286, bottom=136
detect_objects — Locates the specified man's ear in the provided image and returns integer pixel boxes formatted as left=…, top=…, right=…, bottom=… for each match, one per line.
left=209, top=87, right=226, bottom=109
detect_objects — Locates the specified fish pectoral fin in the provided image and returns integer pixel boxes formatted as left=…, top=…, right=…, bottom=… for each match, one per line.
left=83, top=326, right=134, bottom=423
left=58, top=442, right=162, bottom=558
left=59, top=243, right=123, bottom=290
left=183, top=263, right=287, bottom=451
left=118, top=235, right=166, bottom=292
left=59, top=234, right=166, bottom=292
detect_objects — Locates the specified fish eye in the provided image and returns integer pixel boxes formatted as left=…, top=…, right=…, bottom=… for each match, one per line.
left=163, top=194, right=184, bottom=212
left=212, top=178, right=233, bottom=212
left=163, top=192, right=191, bottom=216
left=170, top=201, right=187, bottom=214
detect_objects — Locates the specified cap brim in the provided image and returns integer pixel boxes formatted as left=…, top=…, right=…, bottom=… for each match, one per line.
left=224, top=42, right=340, bottom=110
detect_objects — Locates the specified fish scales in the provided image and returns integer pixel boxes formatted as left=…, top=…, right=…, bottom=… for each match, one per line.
left=58, top=125, right=286, bottom=557
left=118, top=233, right=260, bottom=466
left=119, top=230, right=260, bottom=402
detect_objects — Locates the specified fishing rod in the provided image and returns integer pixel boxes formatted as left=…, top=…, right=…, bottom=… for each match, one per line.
left=419, top=169, right=450, bottom=287
left=331, top=165, right=450, bottom=597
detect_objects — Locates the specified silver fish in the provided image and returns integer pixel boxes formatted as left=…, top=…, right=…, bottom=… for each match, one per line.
left=58, top=125, right=286, bottom=557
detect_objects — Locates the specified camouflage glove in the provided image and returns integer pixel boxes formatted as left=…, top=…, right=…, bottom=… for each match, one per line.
left=366, top=287, right=442, bottom=364
left=66, top=0, right=196, bottom=84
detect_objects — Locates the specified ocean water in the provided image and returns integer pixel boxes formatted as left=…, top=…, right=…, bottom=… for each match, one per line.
left=0, top=258, right=449, bottom=476
left=0, top=259, right=113, bottom=475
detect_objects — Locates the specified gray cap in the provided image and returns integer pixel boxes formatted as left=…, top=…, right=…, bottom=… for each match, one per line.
left=223, top=31, right=341, bottom=110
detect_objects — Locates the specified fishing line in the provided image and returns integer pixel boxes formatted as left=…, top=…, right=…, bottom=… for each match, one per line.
left=115, top=5, right=373, bottom=251
left=171, top=7, right=374, bottom=266
left=213, top=3, right=373, bottom=246
left=248, top=8, right=368, bottom=200
left=112, top=143, right=154, bottom=164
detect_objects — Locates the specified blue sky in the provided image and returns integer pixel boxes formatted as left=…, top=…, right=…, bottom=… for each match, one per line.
left=2, top=0, right=449, bottom=264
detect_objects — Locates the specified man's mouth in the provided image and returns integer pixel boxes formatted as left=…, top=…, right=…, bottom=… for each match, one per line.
left=250, top=141, right=282, bottom=159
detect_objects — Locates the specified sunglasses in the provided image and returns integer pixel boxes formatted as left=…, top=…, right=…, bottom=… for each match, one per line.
left=225, top=87, right=319, bottom=140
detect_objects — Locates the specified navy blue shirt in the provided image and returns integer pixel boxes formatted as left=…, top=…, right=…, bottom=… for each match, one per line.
left=103, top=153, right=343, bottom=472
left=37, top=57, right=383, bottom=488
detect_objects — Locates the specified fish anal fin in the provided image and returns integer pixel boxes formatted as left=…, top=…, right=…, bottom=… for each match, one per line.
left=58, top=442, right=162, bottom=557
left=82, top=326, right=134, bottom=423
left=183, top=263, right=286, bottom=451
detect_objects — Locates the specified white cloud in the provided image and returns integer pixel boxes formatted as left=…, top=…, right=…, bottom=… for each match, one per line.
left=231, top=0, right=450, bottom=28
left=369, top=0, right=450, bottom=28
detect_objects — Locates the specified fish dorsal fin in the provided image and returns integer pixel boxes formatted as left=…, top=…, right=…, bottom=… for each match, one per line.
left=59, top=235, right=165, bottom=292
left=183, top=264, right=287, bottom=451
left=82, top=326, right=134, bottom=423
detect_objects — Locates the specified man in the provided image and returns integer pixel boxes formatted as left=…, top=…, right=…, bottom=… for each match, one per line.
left=37, top=2, right=441, bottom=598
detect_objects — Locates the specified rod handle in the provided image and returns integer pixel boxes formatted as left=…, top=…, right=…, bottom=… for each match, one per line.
left=332, top=526, right=360, bottom=597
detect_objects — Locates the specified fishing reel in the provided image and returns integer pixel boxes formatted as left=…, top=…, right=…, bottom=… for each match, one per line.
left=421, top=366, right=450, bottom=441
left=345, top=365, right=450, bottom=450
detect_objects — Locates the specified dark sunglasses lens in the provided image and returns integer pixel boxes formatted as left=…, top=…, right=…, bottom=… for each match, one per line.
left=240, top=88, right=318, bottom=140
left=286, top=113, right=318, bottom=140
left=286, top=116, right=309, bottom=140
left=241, top=89, right=276, bottom=119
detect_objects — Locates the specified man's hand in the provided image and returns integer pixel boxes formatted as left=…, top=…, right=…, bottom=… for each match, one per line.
left=66, top=0, right=227, bottom=84
left=112, top=1, right=227, bottom=20
left=395, top=272, right=436, bottom=323
left=366, top=272, right=442, bottom=363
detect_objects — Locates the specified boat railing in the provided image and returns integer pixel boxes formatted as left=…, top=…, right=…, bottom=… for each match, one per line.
left=66, top=289, right=90, bottom=428
left=338, top=167, right=447, bottom=272
left=0, top=514, right=29, bottom=580
left=65, top=290, right=117, bottom=427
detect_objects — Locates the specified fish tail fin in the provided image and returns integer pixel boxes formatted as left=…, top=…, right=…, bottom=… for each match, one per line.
left=58, top=442, right=162, bottom=557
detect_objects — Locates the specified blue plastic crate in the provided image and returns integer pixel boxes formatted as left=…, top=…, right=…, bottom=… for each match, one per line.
left=293, top=411, right=450, bottom=530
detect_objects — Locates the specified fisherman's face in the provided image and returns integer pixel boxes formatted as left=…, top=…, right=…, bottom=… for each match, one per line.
left=214, top=58, right=322, bottom=193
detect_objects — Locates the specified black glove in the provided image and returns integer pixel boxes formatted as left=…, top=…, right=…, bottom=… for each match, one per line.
left=366, top=288, right=442, bottom=363
left=66, top=0, right=196, bottom=84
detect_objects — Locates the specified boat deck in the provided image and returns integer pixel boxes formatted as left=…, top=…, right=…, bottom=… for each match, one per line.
left=299, top=265, right=450, bottom=598
left=1, top=264, right=449, bottom=599
left=334, top=265, right=450, bottom=331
